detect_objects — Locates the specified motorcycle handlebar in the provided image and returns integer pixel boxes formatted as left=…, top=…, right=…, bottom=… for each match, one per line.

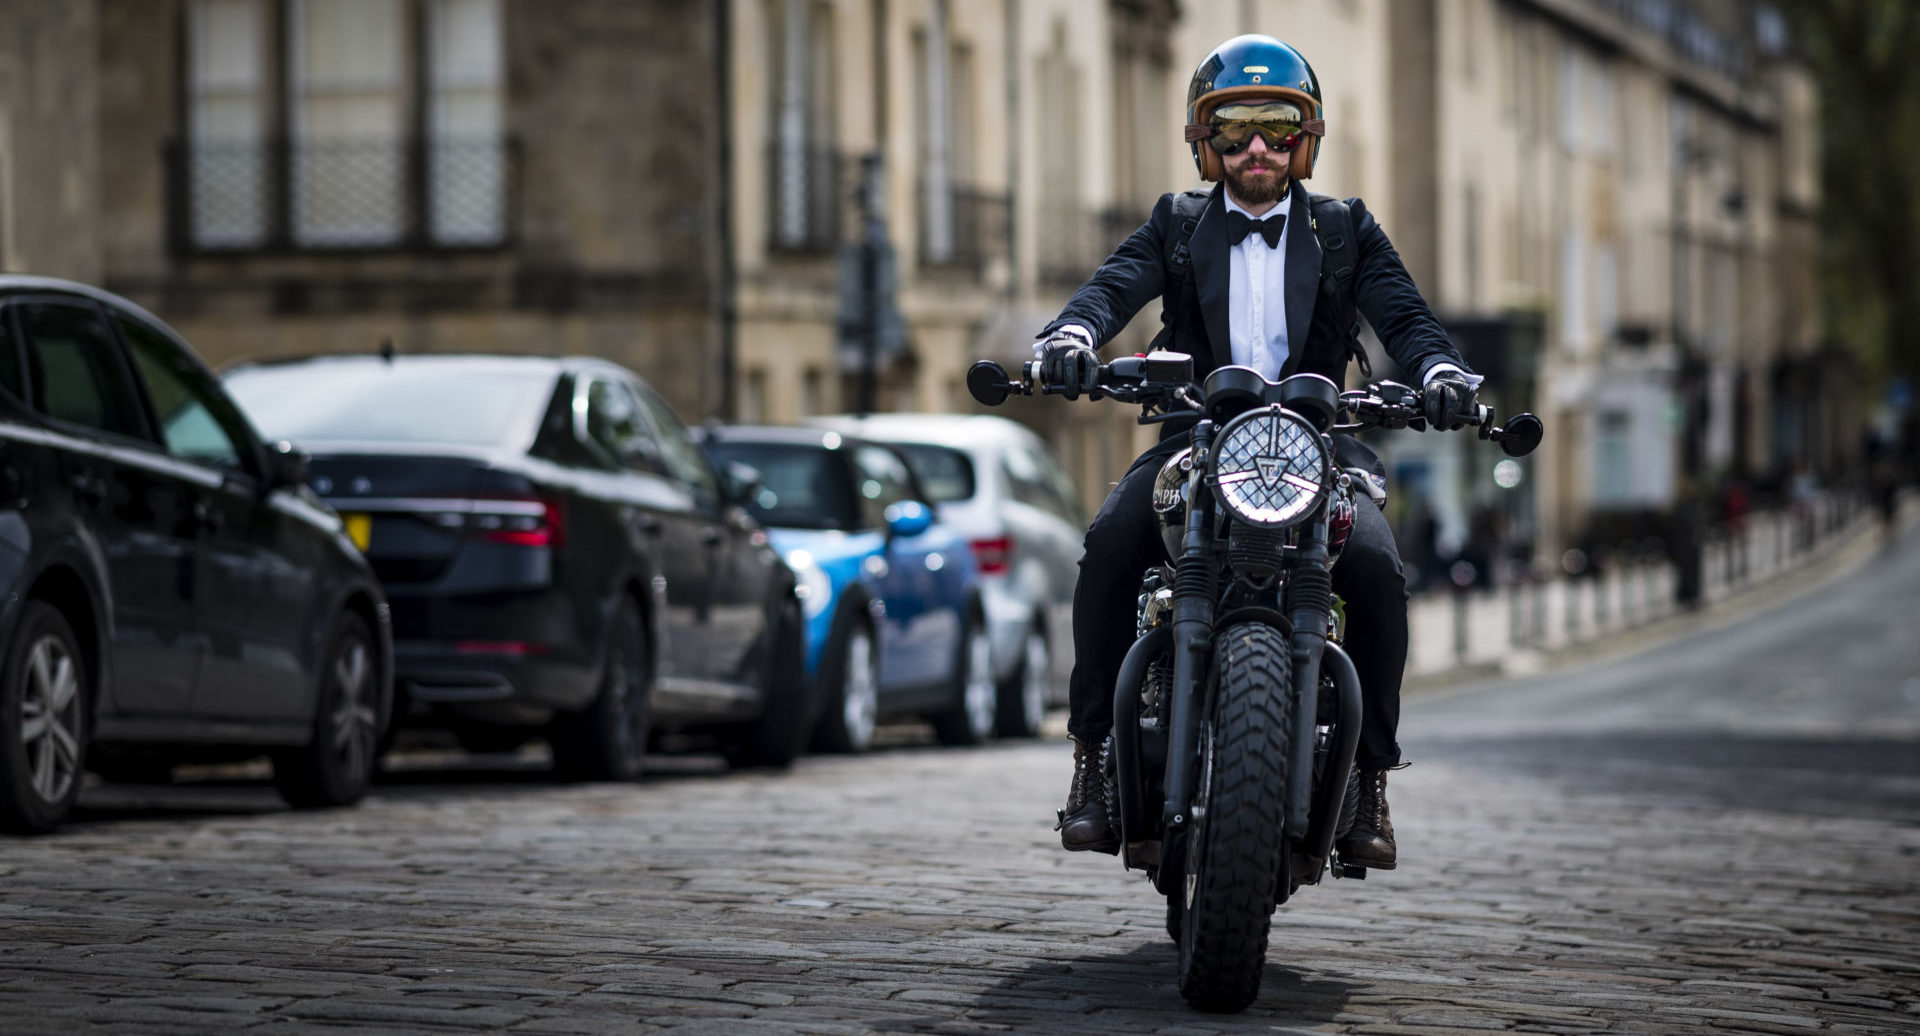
left=964, top=357, right=1543, bottom=457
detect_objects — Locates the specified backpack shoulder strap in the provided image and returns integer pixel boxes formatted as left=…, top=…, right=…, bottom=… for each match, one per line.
left=1306, top=193, right=1370, bottom=377
left=1159, top=190, right=1210, bottom=331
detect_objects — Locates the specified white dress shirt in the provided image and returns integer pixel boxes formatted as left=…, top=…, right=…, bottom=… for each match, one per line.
left=1222, top=191, right=1291, bottom=379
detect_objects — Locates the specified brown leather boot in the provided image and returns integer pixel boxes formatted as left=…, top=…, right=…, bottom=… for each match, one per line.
left=1055, top=737, right=1118, bottom=854
left=1335, top=767, right=1398, bottom=869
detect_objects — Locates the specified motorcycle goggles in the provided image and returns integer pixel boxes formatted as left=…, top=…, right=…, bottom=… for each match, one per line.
left=1202, top=101, right=1309, bottom=156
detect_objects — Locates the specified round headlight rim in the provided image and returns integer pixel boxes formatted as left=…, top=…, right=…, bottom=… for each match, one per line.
left=1209, top=405, right=1331, bottom=528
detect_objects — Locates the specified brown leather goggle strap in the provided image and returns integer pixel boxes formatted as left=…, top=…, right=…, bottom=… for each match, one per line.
left=1185, top=117, right=1326, bottom=142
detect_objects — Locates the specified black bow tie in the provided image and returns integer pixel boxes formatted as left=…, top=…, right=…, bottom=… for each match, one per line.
left=1227, top=210, right=1286, bottom=248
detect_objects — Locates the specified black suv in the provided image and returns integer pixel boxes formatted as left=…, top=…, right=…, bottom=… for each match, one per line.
left=223, top=354, right=808, bottom=778
left=0, top=276, right=392, bottom=833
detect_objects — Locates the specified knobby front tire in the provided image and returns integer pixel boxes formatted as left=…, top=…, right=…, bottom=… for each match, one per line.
left=1176, top=622, right=1294, bottom=1013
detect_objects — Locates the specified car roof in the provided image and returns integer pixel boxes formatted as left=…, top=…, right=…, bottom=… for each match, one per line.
left=0, top=275, right=188, bottom=340
left=223, top=352, right=617, bottom=379
left=698, top=424, right=874, bottom=450
left=806, top=412, right=1041, bottom=451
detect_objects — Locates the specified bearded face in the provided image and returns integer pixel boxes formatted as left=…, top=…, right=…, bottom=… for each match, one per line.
left=1223, top=145, right=1288, bottom=207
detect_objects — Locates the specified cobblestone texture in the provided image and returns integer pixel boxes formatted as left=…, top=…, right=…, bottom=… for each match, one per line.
left=1, top=535, right=1916, bottom=1033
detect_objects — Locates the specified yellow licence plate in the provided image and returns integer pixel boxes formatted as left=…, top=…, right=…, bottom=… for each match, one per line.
left=343, top=513, right=372, bottom=552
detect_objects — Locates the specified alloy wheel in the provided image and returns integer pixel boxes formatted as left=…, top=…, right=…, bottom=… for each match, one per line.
left=962, top=627, right=996, bottom=739
left=328, top=635, right=378, bottom=782
left=841, top=628, right=878, bottom=751
left=19, top=634, right=82, bottom=807
left=1019, top=630, right=1050, bottom=734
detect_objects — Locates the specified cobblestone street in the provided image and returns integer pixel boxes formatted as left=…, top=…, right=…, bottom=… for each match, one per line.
left=3, top=526, right=1918, bottom=1034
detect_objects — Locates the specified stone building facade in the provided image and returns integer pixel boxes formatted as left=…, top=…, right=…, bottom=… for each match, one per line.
left=1, top=0, right=1835, bottom=568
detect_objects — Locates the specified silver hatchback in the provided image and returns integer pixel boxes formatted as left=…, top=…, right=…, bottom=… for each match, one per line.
left=809, top=413, right=1081, bottom=737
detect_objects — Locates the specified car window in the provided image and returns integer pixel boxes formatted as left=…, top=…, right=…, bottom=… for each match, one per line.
left=889, top=443, right=976, bottom=503
left=583, top=377, right=663, bottom=473
left=16, top=301, right=150, bottom=441
left=118, top=316, right=252, bottom=472
left=702, top=441, right=857, bottom=531
left=628, top=381, right=720, bottom=504
left=0, top=307, right=24, bottom=402
left=222, top=362, right=554, bottom=451
left=851, top=445, right=917, bottom=529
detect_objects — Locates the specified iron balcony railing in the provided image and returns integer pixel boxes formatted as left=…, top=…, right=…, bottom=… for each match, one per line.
left=766, top=144, right=857, bottom=255
left=918, top=180, right=1011, bottom=274
left=165, top=135, right=520, bottom=255
left=1038, top=205, right=1143, bottom=289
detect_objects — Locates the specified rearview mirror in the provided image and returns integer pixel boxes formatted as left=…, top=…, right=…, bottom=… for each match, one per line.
left=720, top=460, right=763, bottom=507
left=1499, top=414, right=1544, bottom=458
left=883, top=500, right=933, bottom=539
left=267, top=440, right=309, bottom=488
left=967, top=361, right=1012, bottom=407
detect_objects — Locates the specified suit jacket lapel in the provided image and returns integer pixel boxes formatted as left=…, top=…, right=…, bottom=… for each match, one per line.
left=1189, top=184, right=1230, bottom=372
left=1279, top=182, right=1320, bottom=378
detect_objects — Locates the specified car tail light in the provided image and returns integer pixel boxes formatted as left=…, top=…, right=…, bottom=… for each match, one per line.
left=970, top=536, right=1013, bottom=575
left=471, top=496, right=565, bottom=548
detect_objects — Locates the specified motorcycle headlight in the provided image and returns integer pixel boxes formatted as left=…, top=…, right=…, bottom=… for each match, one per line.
left=1211, top=407, right=1329, bottom=527
left=785, top=549, right=833, bottom=619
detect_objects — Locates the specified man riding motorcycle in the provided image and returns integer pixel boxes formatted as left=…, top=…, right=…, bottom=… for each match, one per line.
left=1042, top=34, right=1484, bottom=870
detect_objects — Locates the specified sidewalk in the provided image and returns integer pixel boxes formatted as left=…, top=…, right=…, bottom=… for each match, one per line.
left=1405, top=491, right=1913, bottom=690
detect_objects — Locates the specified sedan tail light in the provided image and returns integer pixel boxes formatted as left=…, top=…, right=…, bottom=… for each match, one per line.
left=969, top=536, right=1013, bottom=575
left=468, top=496, right=565, bottom=548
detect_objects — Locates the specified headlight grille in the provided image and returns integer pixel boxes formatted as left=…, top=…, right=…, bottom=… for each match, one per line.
left=1211, top=408, right=1328, bottom=527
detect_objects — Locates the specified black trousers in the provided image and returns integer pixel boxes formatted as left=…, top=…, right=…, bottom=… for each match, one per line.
left=1066, top=440, right=1408, bottom=771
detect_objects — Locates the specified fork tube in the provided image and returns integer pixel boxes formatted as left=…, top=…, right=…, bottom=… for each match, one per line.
left=1161, top=421, right=1216, bottom=835
left=1285, top=517, right=1331, bottom=836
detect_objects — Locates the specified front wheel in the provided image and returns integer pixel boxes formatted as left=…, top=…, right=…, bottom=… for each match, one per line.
left=811, top=613, right=879, bottom=754
left=995, top=625, right=1050, bottom=739
left=1177, top=622, right=1294, bottom=1013
left=1, top=602, right=89, bottom=834
left=930, top=613, right=995, bottom=746
left=273, top=610, right=381, bottom=809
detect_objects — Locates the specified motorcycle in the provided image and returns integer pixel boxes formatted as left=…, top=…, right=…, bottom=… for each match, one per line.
left=966, top=352, right=1542, bottom=1012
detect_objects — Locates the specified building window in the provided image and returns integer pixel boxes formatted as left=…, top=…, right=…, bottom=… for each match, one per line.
left=1594, top=410, right=1633, bottom=505
left=769, top=0, right=839, bottom=253
left=188, top=0, right=270, bottom=248
left=178, top=0, right=510, bottom=253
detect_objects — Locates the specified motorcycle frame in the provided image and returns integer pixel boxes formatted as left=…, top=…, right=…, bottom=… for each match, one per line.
left=1107, top=414, right=1364, bottom=893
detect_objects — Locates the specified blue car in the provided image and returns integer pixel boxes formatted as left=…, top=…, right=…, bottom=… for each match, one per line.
left=697, top=426, right=993, bottom=752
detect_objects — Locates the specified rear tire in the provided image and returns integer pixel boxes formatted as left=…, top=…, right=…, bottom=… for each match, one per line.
left=273, top=611, right=380, bottom=809
left=1176, top=622, right=1293, bottom=1013
left=549, top=597, right=650, bottom=781
left=722, top=597, right=811, bottom=769
left=1, top=602, right=88, bottom=834
left=930, top=613, right=995, bottom=746
left=995, top=626, right=1049, bottom=739
left=811, top=611, right=878, bottom=754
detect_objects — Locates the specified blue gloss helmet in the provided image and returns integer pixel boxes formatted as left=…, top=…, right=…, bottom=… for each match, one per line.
left=1184, top=35, right=1325, bottom=182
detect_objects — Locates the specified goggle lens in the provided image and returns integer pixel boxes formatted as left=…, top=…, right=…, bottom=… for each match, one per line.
left=1207, top=101, right=1307, bottom=157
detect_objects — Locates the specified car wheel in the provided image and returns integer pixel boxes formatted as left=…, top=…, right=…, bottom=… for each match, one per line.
left=996, top=625, right=1050, bottom=739
left=812, top=615, right=878, bottom=754
left=722, top=596, right=811, bottom=769
left=0, top=602, right=89, bottom=834
left=273, top=610, right=380, bottom=809
left=549, top=597, right=650, bottom=781
left=931, top=613, right=995, bottom=746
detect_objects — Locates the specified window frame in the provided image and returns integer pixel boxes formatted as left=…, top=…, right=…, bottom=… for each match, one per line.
left=110, top=310, right=266, bottom=480
left=10, top=295, right=165, bottom=450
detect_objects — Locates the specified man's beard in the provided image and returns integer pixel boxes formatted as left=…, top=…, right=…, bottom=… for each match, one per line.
left=1224, top=159, right=1288, bottom=205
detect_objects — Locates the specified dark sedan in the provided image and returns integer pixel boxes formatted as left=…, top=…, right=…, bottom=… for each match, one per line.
left=223, top=354, right=808, bottom=778
left=0, top=276, right=392, bottom=833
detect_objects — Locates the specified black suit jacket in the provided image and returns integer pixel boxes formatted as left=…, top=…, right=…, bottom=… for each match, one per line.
left=1042, top=180, right=1470, bottom=391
